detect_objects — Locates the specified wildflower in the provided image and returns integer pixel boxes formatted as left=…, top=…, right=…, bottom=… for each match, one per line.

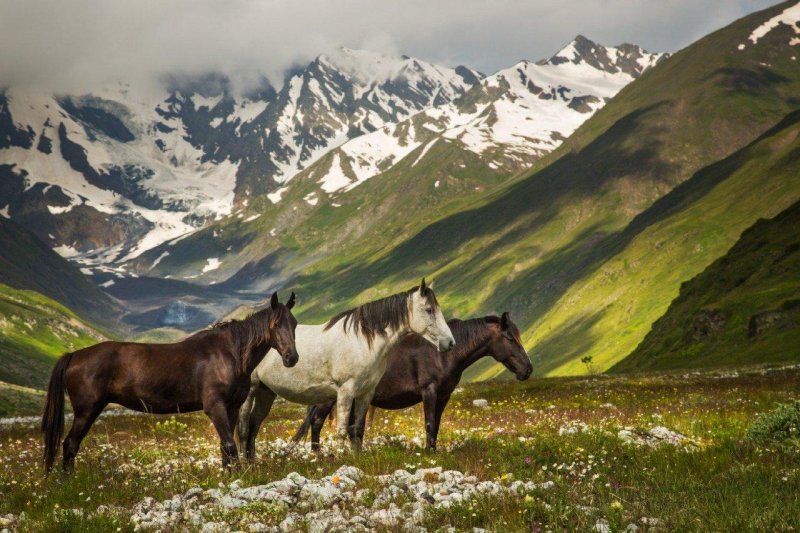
left=610, top=501, right=623, bottom=511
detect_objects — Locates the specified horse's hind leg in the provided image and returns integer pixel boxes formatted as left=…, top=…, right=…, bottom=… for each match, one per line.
left=310, top=402, right=335, bottom=452
left=62, top=401, right=106, bottom=472
left=236, top=377, right=260, bottom=458
left=350, top=392, right=375, bottom=452
left=244, top=385, right=277, bottom=462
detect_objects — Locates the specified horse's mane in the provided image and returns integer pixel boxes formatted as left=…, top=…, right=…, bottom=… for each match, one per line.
left=448, top=316, right=500, bottom=353
left=324, top=286, right=439, bottom=347
left=204, top=306, right=287, bottom=371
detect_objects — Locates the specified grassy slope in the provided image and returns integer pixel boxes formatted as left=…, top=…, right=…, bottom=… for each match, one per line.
left=0, top=283, right=106, bottom=392
left=286, top=2, right=800, bottom=378
left=128, top=2, right=800, bottom=380
left=612, top=197, right=800, bottom=373
left=0, top=217, right=121, bottom=331
left=519, top=109, right=800, bottom=377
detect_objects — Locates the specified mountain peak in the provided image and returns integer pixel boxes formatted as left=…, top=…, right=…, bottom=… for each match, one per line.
left=544, top=35, right=665, bottom=78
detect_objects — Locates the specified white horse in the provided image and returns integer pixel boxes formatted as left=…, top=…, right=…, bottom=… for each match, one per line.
left=237, top=279, right=455, bottom=456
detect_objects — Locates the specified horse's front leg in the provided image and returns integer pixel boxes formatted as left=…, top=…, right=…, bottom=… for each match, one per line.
left=422, top=385, right=438, bottom=450
left=335, top=384, right=356, bottom=447
left=204, top=397, right=238, bottom=469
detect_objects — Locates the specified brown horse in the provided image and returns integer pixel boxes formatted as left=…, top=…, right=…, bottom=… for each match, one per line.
left=293, top=312, right=532, bottom=450
left=41, top=292, right=299, bottom=473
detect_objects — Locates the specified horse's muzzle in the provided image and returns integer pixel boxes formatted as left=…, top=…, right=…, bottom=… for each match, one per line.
left=438, top=337, right=456, bottom=352
left=282, top=351, right=299, bottom=368
left=516, top=366, right=533, bottom=381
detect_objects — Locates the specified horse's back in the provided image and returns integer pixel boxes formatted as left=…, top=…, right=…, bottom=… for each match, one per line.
left=64, top=339, right=213, bottom=413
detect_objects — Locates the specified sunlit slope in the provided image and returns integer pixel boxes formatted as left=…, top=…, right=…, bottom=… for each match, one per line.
left=0, top=217, right=120, bottom=331
left=612, top=196, right=800, bottom=373
left=0, top=283, right=106, bottom=390
left=286, top=4, right=800, bottom=376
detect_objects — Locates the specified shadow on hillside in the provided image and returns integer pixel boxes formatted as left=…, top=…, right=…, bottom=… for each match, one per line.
left=293, top=101, right=677, bottom=308
left=529, top=310, right=604, bottom=376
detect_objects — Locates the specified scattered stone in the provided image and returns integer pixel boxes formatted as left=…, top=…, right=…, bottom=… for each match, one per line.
left=129, top=464, right=561, bottom=531
left=593, top=518, right=612, bottom=533
left=472, top=399, right=489, bottom=408
left=640, top=517, right=662, bottom=526
left=558, top=421, right=590, bottom=435
left=618, top=426, right=699, bottom=450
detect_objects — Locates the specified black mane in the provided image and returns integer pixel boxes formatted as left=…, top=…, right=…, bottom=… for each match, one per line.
left=324, top=286, right=439, bottom=347
left=448, top=316, right=499, bottom=353
left=204, top=307, right=286, bottom=370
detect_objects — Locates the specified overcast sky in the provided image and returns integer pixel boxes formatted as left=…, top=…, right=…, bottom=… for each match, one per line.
left=0, top=0, right=779, bottom=92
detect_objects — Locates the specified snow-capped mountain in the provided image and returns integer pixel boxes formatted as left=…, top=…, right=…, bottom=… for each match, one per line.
left=0, top=49, right=481, bottom=265
left=302, top=36, right=665, bottom=195
left=0, top=37, right=662, bottom=275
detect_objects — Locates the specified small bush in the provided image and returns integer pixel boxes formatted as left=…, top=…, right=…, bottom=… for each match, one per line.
left=154, top=416, right=188, bottom=437
left=747, top=400, right=800, bottom=446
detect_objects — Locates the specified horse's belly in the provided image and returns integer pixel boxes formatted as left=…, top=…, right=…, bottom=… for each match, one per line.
left=269, top=382, right=337, bottom=405
left=112, top=396, right=203, bottom=414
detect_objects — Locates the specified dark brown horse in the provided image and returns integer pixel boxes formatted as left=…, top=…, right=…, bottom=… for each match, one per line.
left=293, top=312, right=532, bottom=450
left=42, top=292, right=299, bottom=473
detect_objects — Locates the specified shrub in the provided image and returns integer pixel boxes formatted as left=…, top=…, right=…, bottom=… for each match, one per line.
left=746, top=400, right=800, bottom=446
left=154, top=416, right=188, bottom=437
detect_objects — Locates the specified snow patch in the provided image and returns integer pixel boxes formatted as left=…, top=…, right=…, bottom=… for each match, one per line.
left=190, top=94, right=222, bottom=110
left=318, top=154, right=352, bottom=193
left=243, top=214, right=260, bottom=222
left=412, top=139, right=438, bottom=167
left=99, top=280, right=115, bottom=288
left=267, top=187, right=289, bottom=204
left=748, top=3, right=800, bottom=45
left=150, top=251, right=170, bottom=269
left=202, top=258, right=221, bottom=273
left=53, top=245, right=80, bottom=258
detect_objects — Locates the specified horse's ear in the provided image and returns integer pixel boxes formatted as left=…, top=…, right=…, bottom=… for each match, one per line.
left=419, top=277, right=427, bottom=293
left=270, top=292, right=279, bottom=310
left=501, top=311, right=510, bottom=330
left=427, top=279, right=435, bottom=290
left=287, top=291, right=296, bottom=310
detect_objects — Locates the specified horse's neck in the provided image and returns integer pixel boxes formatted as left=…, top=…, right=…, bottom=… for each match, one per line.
left=444, top=324, right=494, bottom=378
left=244, top=341, right=271, bottom=375
left=368, top=326, right=406, bottom=359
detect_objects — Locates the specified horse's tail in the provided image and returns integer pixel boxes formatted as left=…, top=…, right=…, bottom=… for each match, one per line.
left=292, top=405, right=318, bottom=443
left=42, top=353, right=73, bottom=474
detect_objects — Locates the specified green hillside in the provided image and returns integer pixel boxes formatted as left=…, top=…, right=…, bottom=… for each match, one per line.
left=126, top=2, right=800, bottom=381
left=612, top=197, right=800, bottom=373
left=0, top=283, right=106, bottom=392
left=283, top=2, right=800, bottom=378
left=0, top=216, right=121, bottom=331
left=521, top=108, right=800, bottom=377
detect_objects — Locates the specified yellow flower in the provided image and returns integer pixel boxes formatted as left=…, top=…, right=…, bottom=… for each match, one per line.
left=610, top=501, right=624, bottom=511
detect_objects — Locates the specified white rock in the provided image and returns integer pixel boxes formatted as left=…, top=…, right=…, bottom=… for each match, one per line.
left=594, top=518, right=612, bottom=533
left=333, top=465, right=364, bottom=482
left=472, top=399, right=489, bottom=408
left=220, top=495, right=247, bottom=509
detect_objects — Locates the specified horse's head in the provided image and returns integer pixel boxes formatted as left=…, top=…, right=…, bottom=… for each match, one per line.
left=268, top=291, right=299, bottom=367
left=488, top=312, right=532, bottom=380
left=408, top=278, right=455, bottom=352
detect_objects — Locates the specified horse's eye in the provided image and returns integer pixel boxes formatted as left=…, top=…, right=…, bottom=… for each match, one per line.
left=425, top=307, right=433, bottom=314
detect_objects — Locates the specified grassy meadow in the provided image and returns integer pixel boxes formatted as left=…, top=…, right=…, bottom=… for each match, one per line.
left=0, top=364, right=798, bottom=531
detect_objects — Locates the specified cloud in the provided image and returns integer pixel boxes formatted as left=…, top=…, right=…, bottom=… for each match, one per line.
left=0, top=0, right=777, bottom=92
